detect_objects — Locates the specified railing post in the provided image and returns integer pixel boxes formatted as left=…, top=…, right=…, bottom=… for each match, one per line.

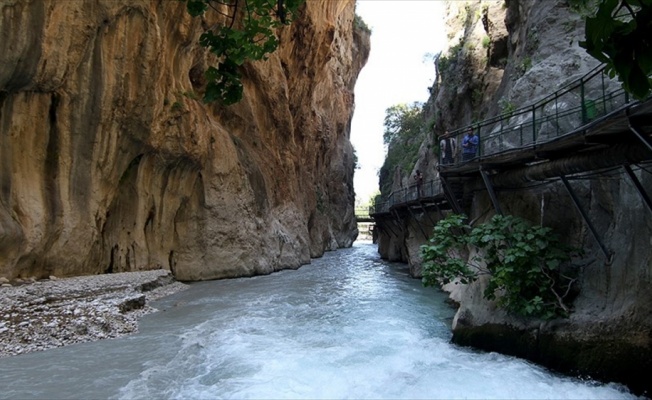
left=623, top=165, right=652, bottom=214
left=601, top=69, right=607, bottom=115
left=500, top=117, right=504, bottom=151
left=478, top=125, right=482, bottom=157
left=480, top=168, right=503, bottom=215
left=532, top=105, right=536, bottom=144
left=580, top=77, right=587, bottom=124
left=555, top=95, right=559, bottom=137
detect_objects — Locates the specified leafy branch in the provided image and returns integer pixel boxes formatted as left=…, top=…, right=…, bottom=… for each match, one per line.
left=184, top=0, right=305, bottom=105
left=421, top=214, right=580, bottom=319
left=578, top=0, right=652, bottom=99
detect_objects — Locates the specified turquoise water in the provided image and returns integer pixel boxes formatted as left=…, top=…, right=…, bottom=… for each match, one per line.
left=0, top=242, right=637, bottom=399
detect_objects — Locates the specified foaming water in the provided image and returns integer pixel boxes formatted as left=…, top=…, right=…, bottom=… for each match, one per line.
left=0, top=243, right=638, bottom=399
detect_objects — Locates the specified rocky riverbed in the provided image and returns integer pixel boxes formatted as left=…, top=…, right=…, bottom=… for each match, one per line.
left=0, top=270, right=189, bottom=358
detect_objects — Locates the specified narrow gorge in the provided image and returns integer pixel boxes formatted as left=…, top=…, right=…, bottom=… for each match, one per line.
left=0, top=0, right=649, bottom=397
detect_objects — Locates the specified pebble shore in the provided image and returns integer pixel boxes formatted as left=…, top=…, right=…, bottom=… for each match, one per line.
left=0, top=270, right=189, bottom=358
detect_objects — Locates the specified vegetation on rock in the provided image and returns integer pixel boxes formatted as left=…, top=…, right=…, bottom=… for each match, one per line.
left=379, top=102, right=427, bottom=195
left=421, top=214, right=579, bottom=320
left=573, top=0, right=652, bottom=99
left=184, top=0, right=305, bottom=105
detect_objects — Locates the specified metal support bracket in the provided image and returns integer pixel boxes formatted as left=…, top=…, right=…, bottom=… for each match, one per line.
left=418, top=200, right=439, bottom=227
left=378, top=220, right=397, bottom=238
left=627, top=112, right=652, bottom=153
left=390, top=209, right=405, bottom=236
left=440, top=176, right=463, bottom=215
left=480, top=167, right=503, bottom=216
left=406, top=206, right=429, bottom=240
left=560, top=175, right=613, bottom=262
left=624, top=164, right=652, bottom=214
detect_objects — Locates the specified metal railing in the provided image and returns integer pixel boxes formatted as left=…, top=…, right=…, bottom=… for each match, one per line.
left=354, top=207, right=371, bottom=220
left=443, top=64, right=634, bottom=164
left=370, top=178, right=443, bottom=215
left=372, top=63, right=648, bottom=215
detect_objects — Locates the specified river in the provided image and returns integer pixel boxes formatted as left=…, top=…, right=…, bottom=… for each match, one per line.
left=0, top=242, right=638, bottom=399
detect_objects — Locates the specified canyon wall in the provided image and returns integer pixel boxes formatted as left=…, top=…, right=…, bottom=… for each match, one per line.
left=376, top=0, right=651, bottom=394
left=0, top=0, right=370, bottom=281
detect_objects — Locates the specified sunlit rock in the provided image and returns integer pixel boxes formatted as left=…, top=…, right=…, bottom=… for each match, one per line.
left=0, top=0, right=370, bottom=280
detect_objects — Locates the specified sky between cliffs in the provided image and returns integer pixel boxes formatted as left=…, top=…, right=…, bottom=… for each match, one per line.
left=351, top=0, right=445, bottom=204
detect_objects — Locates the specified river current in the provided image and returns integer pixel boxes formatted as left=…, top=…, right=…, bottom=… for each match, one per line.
left=0, top=242, right=638, bottom=399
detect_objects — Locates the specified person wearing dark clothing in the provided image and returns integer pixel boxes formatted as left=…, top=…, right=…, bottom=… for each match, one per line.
left=414, top=170, right=423, bottom=198
left=462, top=128, right=479, bottom=161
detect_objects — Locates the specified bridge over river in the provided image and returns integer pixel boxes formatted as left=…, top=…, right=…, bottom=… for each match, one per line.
left=369, top=64, right=652, bottom=255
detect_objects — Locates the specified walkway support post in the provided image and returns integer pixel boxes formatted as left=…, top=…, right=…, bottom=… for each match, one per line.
left=560, top=175, right=613, bottom=261
left=628, top=121, right=652, bottom=153
left=378, top=219, right=398, bottom=238
left=480, top=167, right=503, bottom=216
left=391, top=209, right=405, bottom=236
left=623, top=164, right=652, bottom=214
left=440, top=176, right=463, bottom=215
left=406, top=206, right=429, bottom=240
left=418, top=199, right=440, bottom=226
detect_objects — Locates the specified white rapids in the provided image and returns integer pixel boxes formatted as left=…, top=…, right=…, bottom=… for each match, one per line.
left=0, top=242, right=638, bottom=399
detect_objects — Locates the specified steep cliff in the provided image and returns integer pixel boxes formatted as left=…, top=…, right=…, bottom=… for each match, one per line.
left=376, top=0, right=651, bottom=394
left=0, top=0, right=370, bottom=281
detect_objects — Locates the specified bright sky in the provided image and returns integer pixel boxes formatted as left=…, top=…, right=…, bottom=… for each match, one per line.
left=351, top=0, right=446, bottom=204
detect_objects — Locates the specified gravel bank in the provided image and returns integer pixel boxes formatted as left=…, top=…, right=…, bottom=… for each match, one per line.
left=0, top=270, right=189, bottom=358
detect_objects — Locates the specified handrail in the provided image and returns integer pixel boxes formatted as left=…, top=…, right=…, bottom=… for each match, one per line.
left=443, top=63, right=637, bottom=165
left=372, top=63, right=650, bottom=215
left=355, top=207, right=371, bottom=219
left=369, top=178, right=442, bottom=215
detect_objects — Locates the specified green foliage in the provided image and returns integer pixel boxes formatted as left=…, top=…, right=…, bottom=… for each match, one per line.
left=481, top=35, right=491, bottom=49
left=577, top=0, right=652, bottom=99
left=354, top=13, right=371, bottom=33
left=421, top=214, right=578, bottom=319
left=316, top=189, right=325, bottom=213
left=378, top=102, right=425, bottom=195
left=515, top=56, right=533, bottom=77
left=499, top=98, right=515, bottom=115
left=421, top=214, right=477, bottom=285
left=382, top=103, right=423, bottom=145
left=185, top=0, right=304, bottom=105
left=424, top=116, right=436, bottom=132
left=436, top=42, right=463, bottom=79
left=353, top=146, right=359, bottom=170
left=181, top=91, right=200, bottom=100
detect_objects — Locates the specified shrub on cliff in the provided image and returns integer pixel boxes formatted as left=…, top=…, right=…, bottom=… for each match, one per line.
left=184, top=0, right=304, bottom=105
left=421, top=214, right=579, bottom=320
left=379, top=102, right=427, bottom=195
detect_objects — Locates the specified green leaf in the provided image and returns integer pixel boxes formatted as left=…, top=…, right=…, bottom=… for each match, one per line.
left=186, top=0, right=305, bottom=104
left=186, top=0, right=208, bottom=16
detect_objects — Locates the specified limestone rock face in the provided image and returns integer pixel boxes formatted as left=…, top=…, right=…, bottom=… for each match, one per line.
left=0, top=0, right=369, bottom=281
left=376, top=0, right=651, bottom=393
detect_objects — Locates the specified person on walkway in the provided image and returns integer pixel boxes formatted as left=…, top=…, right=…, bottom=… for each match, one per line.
left=440, top=131, right=457, bottom=165
left=462, top=128, right=479, bottom=162
left=414, top=169, right=423, bottom=198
